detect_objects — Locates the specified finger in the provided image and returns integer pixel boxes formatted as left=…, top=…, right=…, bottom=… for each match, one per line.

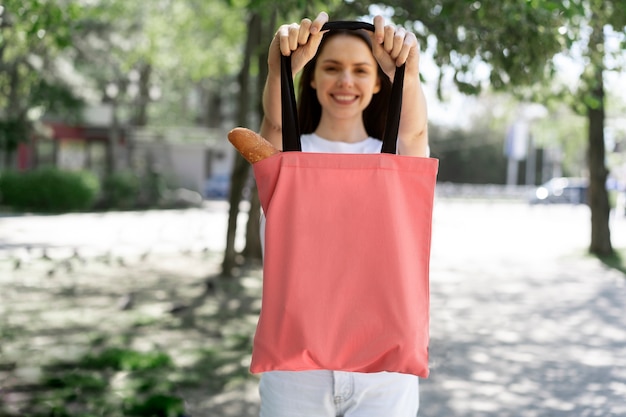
left=278, top=25, right=292, bottom=56
left=304, top=32, right=325, bottom=64
left=373, top=15, right=385, bottom=44
left=395, top=42, right=412, bottom=66
left=304, top=12, right=329, bottom=60
left=287, top=23, right=300, bottom=52
left=396, top=32, right=418, bottom=66
left=390, top=27, right=407, bottom=59
left=383, top=25, right=395, bottom=53
left=311, top=11, right=329, bottom=34
left=298, top=18, right=312, bottom=45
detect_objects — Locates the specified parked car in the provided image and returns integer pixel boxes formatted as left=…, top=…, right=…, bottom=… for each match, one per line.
left=529, top=177, right=588, bottom=205
left=204, top=174, right=231, bottom=199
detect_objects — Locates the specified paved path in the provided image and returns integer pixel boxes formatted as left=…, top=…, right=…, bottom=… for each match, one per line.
left=0, top=201, right=247, bottom=260
left=422, top=201, right=626, bottom=417
left=1, top=200, right=625, bottom=416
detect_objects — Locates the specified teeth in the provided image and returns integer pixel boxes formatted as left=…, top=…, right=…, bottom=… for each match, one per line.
left=334, top=95, right=356, bottom=101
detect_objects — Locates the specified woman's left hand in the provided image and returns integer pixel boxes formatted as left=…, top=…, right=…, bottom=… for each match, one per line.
left=370, top=15, right=420, bottom=82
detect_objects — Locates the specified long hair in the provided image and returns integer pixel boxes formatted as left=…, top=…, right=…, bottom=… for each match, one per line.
left=297, top=29, right=393, bottom=141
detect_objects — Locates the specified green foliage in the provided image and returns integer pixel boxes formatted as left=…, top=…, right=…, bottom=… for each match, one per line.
left=0, top=1, right=85, bottom=152
left=0, top=0, right=81, bottom=48
left=430, top=125, right=508, bottom=184
left=529, top=103, right=587, bottom=175
left=101, top=171, right=141, bottom=210
left=1, top=334, right=253, bottom=416
left=24, top=347, right=186, bottom=417
left=30, top=79, right=85, bottom=122
left=0, top=118, right=30, bottom=153
left=125, top=394, right=185, bottom=417
left=69, top=0, right=250, bottom=127
left=383, top=0, right=568, bottom=92
left=596, top=246, right=626, bottom=276
left=0, top=167, right=100, bottom=212
left=0, top=252, right=262, bottom=417
left=80, top=347, right=173, bottom=371
left=44, top=372, right=108, bottom=393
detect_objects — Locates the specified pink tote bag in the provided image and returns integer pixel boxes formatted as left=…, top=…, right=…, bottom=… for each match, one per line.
left=249, top=21, right=438, bottom=377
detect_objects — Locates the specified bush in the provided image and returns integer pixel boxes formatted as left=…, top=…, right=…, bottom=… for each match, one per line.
left=0, top=167, right=100, bottom=213
left=101, top=170, right=141, bottom=210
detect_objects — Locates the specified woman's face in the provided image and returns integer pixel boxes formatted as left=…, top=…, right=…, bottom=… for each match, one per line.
left=311, top=34, right=381, bottom=124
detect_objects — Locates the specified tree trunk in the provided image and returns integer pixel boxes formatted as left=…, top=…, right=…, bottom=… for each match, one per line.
left=586, top=14, right=613, bottom=257
left=242, top=10, right=275, bottom=262
left=587, top=92, right=612, bottom=256
left=2, top=63, right=26, bottom=170
left=207, top=86, right=223, bottom=128
left=134, top=63, right=152, bottom=127
left=106, top=99, right=119, bottom=176
left=243, top=184, right=262, bottom=260
left=222, top=12, right=262, bottom=276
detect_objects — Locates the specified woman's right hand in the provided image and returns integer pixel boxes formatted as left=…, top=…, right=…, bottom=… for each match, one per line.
left=268, top=12, right=329, bottom=75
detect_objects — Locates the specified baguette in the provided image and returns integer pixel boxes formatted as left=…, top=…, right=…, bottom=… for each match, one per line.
left=228, top=127, right=280, bottom=164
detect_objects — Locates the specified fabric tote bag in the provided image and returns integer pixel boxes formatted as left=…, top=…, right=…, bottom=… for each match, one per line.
left=250, top=21, right=438, bottom=377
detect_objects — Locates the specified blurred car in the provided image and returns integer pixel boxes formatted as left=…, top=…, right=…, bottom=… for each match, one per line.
left=204, top=174, right=231, bottom=199
left=529, top=177, right=588, bottom=205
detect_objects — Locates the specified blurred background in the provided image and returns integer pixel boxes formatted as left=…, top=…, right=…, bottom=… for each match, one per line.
left=1, top=0, right=625, bottom=257
left=1, top=1, right=625, bottom=416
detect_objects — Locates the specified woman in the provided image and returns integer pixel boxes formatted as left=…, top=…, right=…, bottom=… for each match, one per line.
left=257, top=12, right=429, bottom=417
left=260, top=12, right=428, bottom=157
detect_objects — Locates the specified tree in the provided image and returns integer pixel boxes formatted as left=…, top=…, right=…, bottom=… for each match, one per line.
left=220, top=0, right=349, bottom=276
left=0, top=1, right=83, bottom=169
left=576, top=1, right=625, bottom=255
left=381, top=0, right=624, bottom=256
left=222, top=0, right=624, bottom=267
left=222, top=11, right=267, bottom=276
left=53, top=0, right=248, bottom=134
left=431, top=124, right=509, bottom=184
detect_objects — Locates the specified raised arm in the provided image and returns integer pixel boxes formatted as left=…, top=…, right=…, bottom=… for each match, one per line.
left=371, top=16, right=429, bottom=157
left=259, top=12, right=329, bottom=150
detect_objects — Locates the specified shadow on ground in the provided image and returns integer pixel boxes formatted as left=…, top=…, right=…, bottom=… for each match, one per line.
left=598, top=248, right=626, bottom=276
left=0, top=251, right=261, bottom=416
left=2, top=202, right=625, bottom=417
left=420, top=256, right=626, bottom=417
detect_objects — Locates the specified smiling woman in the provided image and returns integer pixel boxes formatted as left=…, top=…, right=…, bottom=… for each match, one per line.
left=260, top=13, right=428, bottom=158
left=253, top=11, right=432, bottom=417
left=297, top=30, right=388, bottom=144
left=313, top=40, right=380, bottom=115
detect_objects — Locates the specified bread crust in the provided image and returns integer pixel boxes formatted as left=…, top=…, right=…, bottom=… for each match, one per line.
left=228, top=127, right=280, bottom=164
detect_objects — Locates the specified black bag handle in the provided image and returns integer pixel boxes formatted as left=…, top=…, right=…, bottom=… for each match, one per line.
left=280, top=21, right=405, bottom=154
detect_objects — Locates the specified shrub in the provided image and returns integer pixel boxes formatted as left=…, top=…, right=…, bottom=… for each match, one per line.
left=0, top=167, right=100, bottom=213
left=101, top=170, right=141, bottom=209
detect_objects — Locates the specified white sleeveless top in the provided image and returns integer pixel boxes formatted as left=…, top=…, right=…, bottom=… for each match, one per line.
left=301, top=133, right=382, bottom=154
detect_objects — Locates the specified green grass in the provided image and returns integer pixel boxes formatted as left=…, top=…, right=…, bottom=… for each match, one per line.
left=597, top=247, right=626, bottom=276
left=14, top=344, right=186, bottom=416
left=2, top=323, right=254, bottom=417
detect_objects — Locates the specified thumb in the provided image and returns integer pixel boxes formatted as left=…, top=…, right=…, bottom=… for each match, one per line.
left=306, top=31, right=325, bottom=56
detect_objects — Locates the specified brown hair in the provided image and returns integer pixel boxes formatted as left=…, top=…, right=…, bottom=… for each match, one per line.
left=297, top=29, right=392, bottom=140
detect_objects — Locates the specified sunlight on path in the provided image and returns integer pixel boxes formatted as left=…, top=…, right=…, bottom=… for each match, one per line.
left=1, top=201, right=625, bottom=416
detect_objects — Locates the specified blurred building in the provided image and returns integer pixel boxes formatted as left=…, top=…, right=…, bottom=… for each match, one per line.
left=10, top=104, right=234, bottom=198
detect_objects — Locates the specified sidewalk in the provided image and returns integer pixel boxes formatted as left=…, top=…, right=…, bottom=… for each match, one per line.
left=0, top=201, right=247, bottom=260
left=1, top=200, right=625, bottom=416
left=423, top=201, right=626, bottom=417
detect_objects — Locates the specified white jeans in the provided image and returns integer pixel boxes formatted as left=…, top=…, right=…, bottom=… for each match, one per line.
left=259, top=370, right=419, bottom=417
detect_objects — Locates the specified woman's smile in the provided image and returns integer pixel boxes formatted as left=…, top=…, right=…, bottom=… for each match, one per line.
left=331, top=93, right=359, bottom=104
left=311, top=34, right=381, bottom=127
